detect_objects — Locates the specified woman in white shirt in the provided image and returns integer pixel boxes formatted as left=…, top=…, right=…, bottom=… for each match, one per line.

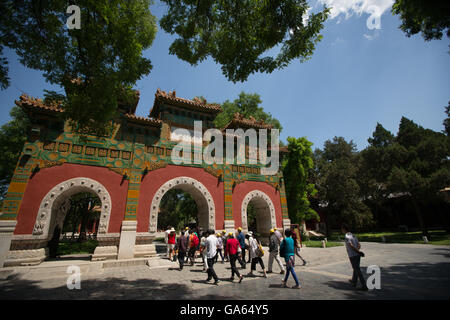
left=247, top=231, right=267, bottom=278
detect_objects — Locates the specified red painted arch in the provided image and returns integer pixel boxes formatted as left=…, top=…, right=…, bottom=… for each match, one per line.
left=14, top=163, right=128, bottom=235
left=137, top=165, right=224, bottom=232
left=232, top=181, right=283, bottom=230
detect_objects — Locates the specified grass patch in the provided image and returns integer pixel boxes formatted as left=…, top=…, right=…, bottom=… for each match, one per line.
left=57, top=240, right=98, bottom=256
left=302, top=240, right=343, bottom=248
left=328, top=230, right=450, bottom=245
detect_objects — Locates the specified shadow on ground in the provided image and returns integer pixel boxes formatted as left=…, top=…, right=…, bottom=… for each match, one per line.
left=322, top=261, right=450, bottom=300
left=0, top=274, right=197, bottom=300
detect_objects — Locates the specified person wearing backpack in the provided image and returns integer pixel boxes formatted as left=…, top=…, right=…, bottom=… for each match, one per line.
left=247, top=231, right=267, bottom=278
left=280, top=229, right=301, bottom=289
left=188, top=230, right=199, bottom=266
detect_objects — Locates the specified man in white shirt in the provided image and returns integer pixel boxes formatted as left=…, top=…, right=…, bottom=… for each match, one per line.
left=342, top=223, right=368, bottom=291
left=205, top=229, right=220, bottom=284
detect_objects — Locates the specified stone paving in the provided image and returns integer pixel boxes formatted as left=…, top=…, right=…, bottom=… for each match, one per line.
left=1, top=242, right=450, bottom=300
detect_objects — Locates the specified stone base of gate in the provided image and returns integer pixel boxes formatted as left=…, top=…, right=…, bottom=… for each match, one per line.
left=92, top=244, right=156, bottom=261
left=283, top=219, right=292, bottom=230
left=4, top=248, right=48, bottom=267
left=91, top=246, right=118, bottom=261
left=0, top=220, right=17, bottom=267
left=224, top=220, right=235, bottom=234
left=134, top=244, right=156, bottom=258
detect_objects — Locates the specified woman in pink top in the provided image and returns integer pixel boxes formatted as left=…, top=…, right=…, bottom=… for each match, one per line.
left=167, top=228, right=176, bottom=261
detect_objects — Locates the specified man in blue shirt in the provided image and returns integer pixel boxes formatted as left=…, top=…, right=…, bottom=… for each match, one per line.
left=280, top=229, right=301, bottom=289
left=236, top=227, right=246, bottom=269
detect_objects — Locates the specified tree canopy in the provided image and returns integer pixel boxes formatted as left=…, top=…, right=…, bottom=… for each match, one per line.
left=0, top=0, right=157, bottom=133
left=213, top=92, right=282, bottom=131
left=0, top=106, right=29, bottom=202
left=160, top=0, right=329, bottom=82
left=392, top=0, right=450, bottom=40
left=313, top=137, right=373, bottom=233
left=282, top=136, right=318, bottom=224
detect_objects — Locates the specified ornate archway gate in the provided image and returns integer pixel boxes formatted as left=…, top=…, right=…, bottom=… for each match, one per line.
left=0, top=90, right=291, bottom=267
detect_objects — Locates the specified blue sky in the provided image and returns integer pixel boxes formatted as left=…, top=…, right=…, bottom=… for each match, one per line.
left=0, top=0, right=448, bottom=151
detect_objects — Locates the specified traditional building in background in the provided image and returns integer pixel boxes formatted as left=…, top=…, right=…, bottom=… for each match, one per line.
left=0, top=89, right=290, bottom=267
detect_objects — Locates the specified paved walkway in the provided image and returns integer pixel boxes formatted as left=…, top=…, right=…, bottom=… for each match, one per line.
left=1, top=242, right=449, bottom=299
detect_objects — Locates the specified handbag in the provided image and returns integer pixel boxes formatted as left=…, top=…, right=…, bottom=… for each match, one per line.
left=256, top=242, right=264, bottom=257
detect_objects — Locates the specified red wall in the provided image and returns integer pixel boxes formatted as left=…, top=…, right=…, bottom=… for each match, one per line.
left=14, top=163, right=128, bottom=235
left=137, top=165, right=225, bottom=232
left=14, top=162, right=280, bottom=236
left=232, top=181, right=283, bottom=229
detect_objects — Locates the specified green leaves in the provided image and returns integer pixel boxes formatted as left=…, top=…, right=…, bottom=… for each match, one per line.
left=0, top=106, right=29, bottom=199
left=282, top=136, right=318, bottom=223
left=314, top=137, right=373, bottom=230
left=160, top=0, right=329, bottom=82
left=1, top=1, right=157, bottom=132
left=213, top=92, right=283, bottom=130
left=392, top=0, right=450, bottom=41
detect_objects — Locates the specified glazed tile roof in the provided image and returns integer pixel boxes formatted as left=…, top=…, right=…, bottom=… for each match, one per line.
left=124, top=113, right=161, bottom=126
left=16, top=94, right=161, bottom=127
left=222, top=113, right=273, bottom=130
left=149, top=89, right=222, bottom=118
left=15, top=94, right=63, bottom=113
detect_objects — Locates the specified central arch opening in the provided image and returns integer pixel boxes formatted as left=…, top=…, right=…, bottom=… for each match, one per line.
left=149, top=177, right=216, bottom=234
left=245, top=198, right=273, bottom=237
left=241, top=190, right=277, bottom=243
left=157, top=189, right=198, bottom=231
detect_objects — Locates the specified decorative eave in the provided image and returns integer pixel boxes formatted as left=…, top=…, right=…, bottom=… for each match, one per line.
left=15, top=94, right=63, bottom=115
left=123, top=113, right=162, bottom=127
left=149, top=89, right=222, bottom=118
left=222, top=113, right=273, bottom=131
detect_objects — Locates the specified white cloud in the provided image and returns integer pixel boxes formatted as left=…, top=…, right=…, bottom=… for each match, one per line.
left=363, top=30, right=381, bottom=40
left=317, top=0, right=394, bottom=23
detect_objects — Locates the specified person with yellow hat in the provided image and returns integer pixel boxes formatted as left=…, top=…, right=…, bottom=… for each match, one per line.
left=225, top=232, right=244, bottom=283
left=267, top=229, right=285, bottom=274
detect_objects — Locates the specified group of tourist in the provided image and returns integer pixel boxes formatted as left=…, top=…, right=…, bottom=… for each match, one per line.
left=163, top=223, right=368, bottom=290
left=163, top=225, right=309, bottom=288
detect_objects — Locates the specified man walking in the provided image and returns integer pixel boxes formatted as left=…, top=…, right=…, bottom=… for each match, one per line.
left=225, top=233, right=244, bottom=283
left=236, top=227, right=246, bottom=268
left=205, top=229, right=220, bottom=285
left=342, top=223, right=368, bottom=291
left=175, top=230, right=188, bottom=271
left=291, top=225, right=307, bottom=265
left=267, top=229, right=285, bottom=274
